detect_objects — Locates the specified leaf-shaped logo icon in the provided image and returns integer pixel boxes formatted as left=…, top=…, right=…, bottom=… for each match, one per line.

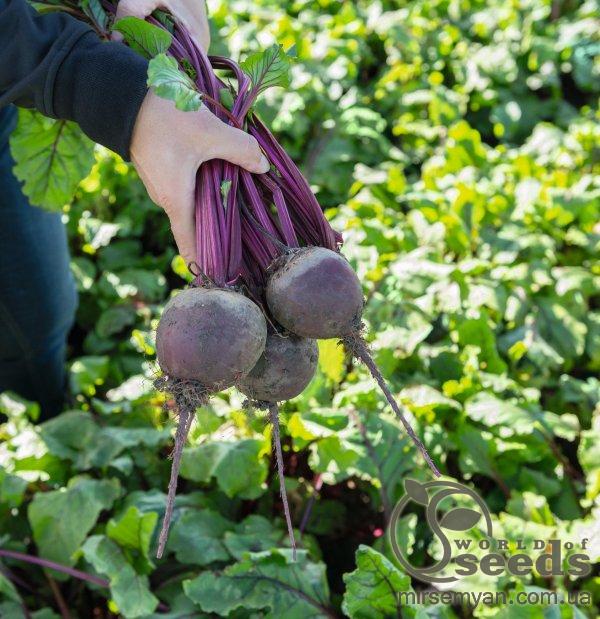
left=439, top=507, right=481, bottom=531
left=404, top=479, right=429, bottom=505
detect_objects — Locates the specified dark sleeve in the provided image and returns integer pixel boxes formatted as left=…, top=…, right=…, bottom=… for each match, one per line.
left=0, top=0, right=148, bottom=159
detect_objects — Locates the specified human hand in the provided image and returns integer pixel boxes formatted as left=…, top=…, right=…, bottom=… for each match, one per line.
left=115, top=0, right=210, bottom=51
left=130, top=91, right=269, bottom=265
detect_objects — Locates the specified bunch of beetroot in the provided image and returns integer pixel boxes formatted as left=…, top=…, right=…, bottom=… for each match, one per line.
left=97, top=3, right=441, bottom=559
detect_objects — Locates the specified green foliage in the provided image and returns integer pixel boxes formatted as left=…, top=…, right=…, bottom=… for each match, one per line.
left=81, top=0, right=108, bottom=31
left=342, top=545, right=412, bottom=618
left=10, top=110, right=95, bottom=211
left=82, top=535, right=158, bottom=617
left=113, top=17, right=173, bottom=59
left=183, top=549, right=330, bottom=617
left=240, top=43, right=293, bottom=95
left=28, top=478, right=120, bottom=568
left=2, top=0, right=599, bottom=617
left=147, top=53, right=203, bottom=111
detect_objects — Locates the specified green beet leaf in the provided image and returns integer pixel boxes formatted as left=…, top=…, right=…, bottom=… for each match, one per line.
left=147, top=54, right=202, bottom=112
left=342, top=546, right=412, bottom=619
left=107, top=505, right=158, bottom=561
left=82, top=535, right=158, bottom=618
left=10, top=110, right=95, bottom=211
left=183, top=549, right=331, bottom=618
left=167, top=508, right=233, bottom=565
left=113, top=17, right=173, bottom=60
left=240, top=43, right=292, bottom=96
left=28, top=477, right=120, bottom=569
left=81, top=0, right=108, bottom=31
left=180, top=439, right=268, bottom=499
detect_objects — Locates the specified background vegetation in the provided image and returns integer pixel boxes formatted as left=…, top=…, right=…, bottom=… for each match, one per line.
left=1, top=0, right=599, bottom=616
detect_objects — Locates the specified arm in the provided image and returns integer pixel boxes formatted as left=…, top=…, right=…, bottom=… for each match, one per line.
left=0, top=0, right=148, bottom=158
left=0, top=0, right=268, bottom=264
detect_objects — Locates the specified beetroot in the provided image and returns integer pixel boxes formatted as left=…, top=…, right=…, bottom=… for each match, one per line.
left=266, top=248, right=363, bottom=339
left=266, top=247, right=441, bottom=478
left=156, top=287, right=267, bottom=390
left=97, top=1, right=441, bottom=560
left=238, top=334, right=318, bottom=402
left=154, top=286, right=266, bottom=557
left=238, top=333, right=318, bottom=561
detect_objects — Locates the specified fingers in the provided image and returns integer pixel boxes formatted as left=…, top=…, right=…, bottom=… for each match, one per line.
left=115, top=0, right=160, bottom=20
left=113, top=0, right=162, bottom=41
left=163, top=0, right=210, bottom=51
left=162, top=170, right=197, bottom=266
left=113, top=0, right=210, bottom=52
left=168, top=205, right=197, bottom=267
left=204, top=120, right=270, bottom=174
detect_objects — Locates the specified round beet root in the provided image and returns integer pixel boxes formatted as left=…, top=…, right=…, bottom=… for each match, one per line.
left=156, top=287, right=267, bottom=390
left=266, top=247, right=364, bottom=339
left=238, top=334, right=318, bottom=402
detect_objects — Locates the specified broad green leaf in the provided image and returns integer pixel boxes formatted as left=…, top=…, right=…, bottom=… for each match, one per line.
left=456, top=427, right=498, bottom=479
left=107, top=506, right=158, bottom=559
left=224, top=514, right=289, bottom=559
left=0, top=602, right=24, bottom=618
left=183, top=549, right=331, bottom=618
left=537, top=300, right=587, bottom=360
left=167, top=509, right=233, bottom=565
left=81, top=0, right=108, bottom=30
left=180, top=440, right=268, bottom=499
left=10, top=110, right=95, bottom=211
left=318, top=339, right=346, bottom=383
left=96, top=306, right=137, bottom=338
left=0, top=467, right=28, bottom=508
left=308, top=435, right=361, bottom=483
left=28, top=477, right=120, bottom=568
left=219, top=87, right=234, bottom=110
left=348, top=412, right=415, bottom=502
left=82, top=535, right=158, bottom=618
left=240, top=44, right=292, bottom=95
left=464, top=393, right=534, bottom=436
left=69, top=356, right=110, bottom=396
left=288, top=408, right=348, bottom=444
left=147, top=54, right=202, bottom=112
left=342, top=546, right=412, bottom=619
left=113, top=17, right=172, bottom=59
left=400, top=385, right=460, bottom=414
left=97, top=269, right=167, bottom=302
left=40, top=411, right=169, bottom=470
left=456, top=314, right=507, bottom=374
left=0, top=571, right=20, bottom=602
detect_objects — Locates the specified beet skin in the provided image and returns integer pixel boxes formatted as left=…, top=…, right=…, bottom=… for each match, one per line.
left=156, top=287, right=267, bottom=389
left=238, top=333, right=318, bottom=402
left=266, top=247, right=364, bottom=339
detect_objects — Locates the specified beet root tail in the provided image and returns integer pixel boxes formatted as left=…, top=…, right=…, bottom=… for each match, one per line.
left=156, top=391, right=200, bottom=559
left=343, top=334, right=441, bottom=478
left=269, top=403, right=297, bottom=560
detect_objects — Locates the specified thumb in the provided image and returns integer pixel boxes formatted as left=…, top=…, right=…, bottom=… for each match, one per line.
left=113, top=0, right=161, bottom=42
left=204, top=122, right=270, bottom=174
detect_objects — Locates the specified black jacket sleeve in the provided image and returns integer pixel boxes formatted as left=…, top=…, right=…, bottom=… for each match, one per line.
left=0, top=0, right=148, bottom=159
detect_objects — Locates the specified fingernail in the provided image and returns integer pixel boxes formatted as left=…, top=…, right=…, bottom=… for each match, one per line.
left=258, top=154, right=269, bottom=173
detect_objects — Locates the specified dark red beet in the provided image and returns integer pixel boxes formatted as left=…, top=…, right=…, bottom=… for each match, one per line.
left=266, top=248, right=441, bottom=478
left=266, top=247, right=364, bottom=339
left=156, top=287, right=267, bottom=390
left=238, top=334, right=318, bottom=402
